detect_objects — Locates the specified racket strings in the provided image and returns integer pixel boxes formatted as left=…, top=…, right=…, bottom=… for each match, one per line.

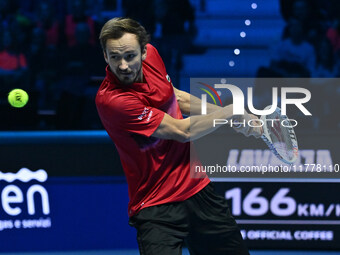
left=267, top=114, right=295, bottom=161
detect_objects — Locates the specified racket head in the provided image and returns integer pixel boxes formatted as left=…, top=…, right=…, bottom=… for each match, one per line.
left=260, top=106, right=299, bottom=164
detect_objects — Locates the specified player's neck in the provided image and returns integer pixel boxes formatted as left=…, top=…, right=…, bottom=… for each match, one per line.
left=135, top=69, right=145, bottom=83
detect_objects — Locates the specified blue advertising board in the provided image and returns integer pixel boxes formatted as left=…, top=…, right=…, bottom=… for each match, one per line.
left=0, top=173, right=137, bottom=252
left=1, top=131, right=339, bottom=251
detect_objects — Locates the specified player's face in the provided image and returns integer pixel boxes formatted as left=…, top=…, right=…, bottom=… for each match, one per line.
left=104, top=33, right=147, bottom=85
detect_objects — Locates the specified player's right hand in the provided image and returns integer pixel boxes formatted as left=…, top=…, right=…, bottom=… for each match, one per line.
left=232, top=112, right=263, bottom=138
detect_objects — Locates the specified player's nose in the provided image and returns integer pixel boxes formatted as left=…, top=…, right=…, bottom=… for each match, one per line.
left=118, top=59, right=128, bottom=71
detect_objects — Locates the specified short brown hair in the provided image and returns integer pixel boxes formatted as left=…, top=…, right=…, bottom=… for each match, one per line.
left=99, top=17, right=150, bottom=51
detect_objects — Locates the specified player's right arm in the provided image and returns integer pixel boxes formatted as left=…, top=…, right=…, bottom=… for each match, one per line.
left=172, top=85, right=220, bottom=115
left=151, top=104, right=261, bottom=143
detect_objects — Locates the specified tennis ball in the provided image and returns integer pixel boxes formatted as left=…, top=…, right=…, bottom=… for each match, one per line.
left=8, top=89, right=29, bottom=108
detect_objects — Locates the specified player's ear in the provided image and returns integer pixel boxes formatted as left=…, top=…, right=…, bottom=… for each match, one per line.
left=141, top=46, right=147, bottom=61
left=103, top=51, right=109, bottom=64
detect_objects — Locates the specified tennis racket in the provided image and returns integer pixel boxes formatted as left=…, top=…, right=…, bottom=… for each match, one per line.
left=260, top=106, right=299, bottom=164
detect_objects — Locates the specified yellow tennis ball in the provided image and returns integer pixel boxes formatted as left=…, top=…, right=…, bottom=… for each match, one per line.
left=8, top=89, right=29, bottom=108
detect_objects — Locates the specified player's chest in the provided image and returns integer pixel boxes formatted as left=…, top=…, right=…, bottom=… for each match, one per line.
left=134, top=72, right=174, bottom=109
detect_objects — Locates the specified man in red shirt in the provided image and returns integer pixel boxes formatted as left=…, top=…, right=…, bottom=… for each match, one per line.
left=96, top=17, right=261, bottom=255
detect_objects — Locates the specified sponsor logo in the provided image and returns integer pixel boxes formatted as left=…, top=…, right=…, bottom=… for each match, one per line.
left=200, top=83, right=312, bottom=116
left=138, top=107, right=150, bottom=121
left=0, top=168, right=51, bottom=232
left=197, top=82, right=312, bottom=127
left=166, top=74, right=171, bottom=83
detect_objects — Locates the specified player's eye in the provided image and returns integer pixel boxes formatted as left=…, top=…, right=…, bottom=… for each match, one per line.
left=111, top=55, right=119, bottom=60
left=127, top=54, right=135, bottom=59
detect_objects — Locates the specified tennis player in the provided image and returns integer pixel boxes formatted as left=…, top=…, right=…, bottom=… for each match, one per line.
left=96, top=17, right=261, bottom=255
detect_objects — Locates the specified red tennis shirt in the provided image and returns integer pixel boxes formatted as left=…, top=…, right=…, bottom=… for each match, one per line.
left=96, top=44, right=210, bottom=216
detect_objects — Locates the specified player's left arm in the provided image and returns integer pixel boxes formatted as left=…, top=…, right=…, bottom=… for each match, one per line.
left=172, top=86, right=262, bottom=136
left=173, top=86, right=221, bottom=116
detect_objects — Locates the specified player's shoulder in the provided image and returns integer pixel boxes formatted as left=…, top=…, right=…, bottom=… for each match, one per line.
left=96, top=82, right=137, bottom=108
left=146, top=43, right=158, bottom=55
left=145, top=43, right=166, bottom=71
left=145, top=44, right=162, bottom=62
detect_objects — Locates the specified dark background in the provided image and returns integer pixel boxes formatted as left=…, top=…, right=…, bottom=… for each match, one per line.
left=1, top=0, right=340, bottom=252
left=0, top=0, right=339, bottom=131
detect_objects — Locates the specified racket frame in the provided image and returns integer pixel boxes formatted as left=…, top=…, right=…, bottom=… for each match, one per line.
left=260, top=107, right=299, bottom=164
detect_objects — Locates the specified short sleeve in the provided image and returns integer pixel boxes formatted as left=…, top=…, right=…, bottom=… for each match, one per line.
left=98, top=92, right=165, bottom=138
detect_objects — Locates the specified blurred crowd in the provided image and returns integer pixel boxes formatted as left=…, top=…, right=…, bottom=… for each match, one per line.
left=0, top=0, right=109, bottom=130
left=256, top=0, right=340, bottom=130
left=0, top=0, right=196, bottom=130
left=0, top=0, right=338, bottom=131
left=258, top=0, right=340, bottom=79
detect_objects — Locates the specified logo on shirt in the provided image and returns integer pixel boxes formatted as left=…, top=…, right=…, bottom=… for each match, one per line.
left=138, top=107, right=153, bottom=122
left=146, top=110, right=153, bottom=122
left=166, top=74, right=171, bottom=83
left=138, top=107, right=149, bottom=120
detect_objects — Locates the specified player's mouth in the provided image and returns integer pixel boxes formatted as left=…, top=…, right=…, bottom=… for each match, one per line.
left=120, top=72, right=133, bottom=77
